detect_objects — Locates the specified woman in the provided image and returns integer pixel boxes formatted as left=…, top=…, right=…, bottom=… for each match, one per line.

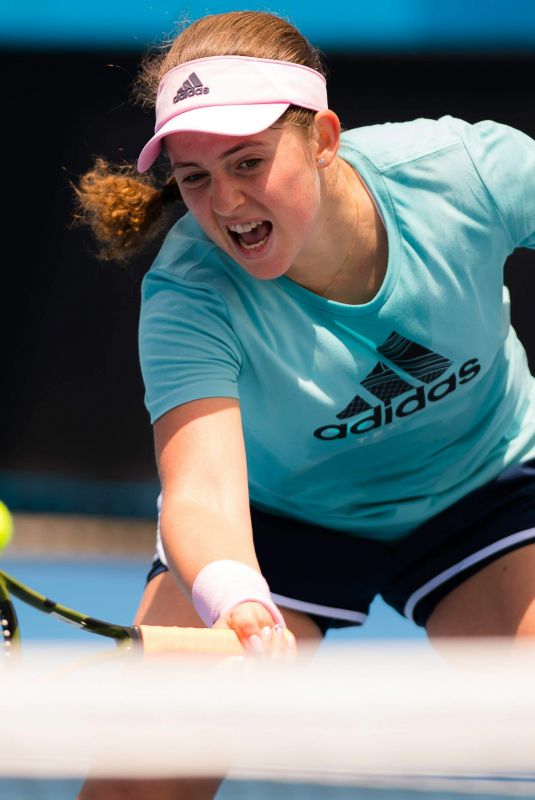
left=78, top=10, right=535, bottom=798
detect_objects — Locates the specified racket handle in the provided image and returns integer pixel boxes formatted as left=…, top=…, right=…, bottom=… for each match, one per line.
left=137, top=625, right=244, bottom=656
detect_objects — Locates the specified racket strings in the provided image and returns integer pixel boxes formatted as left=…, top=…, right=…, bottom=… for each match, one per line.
left=0, top=574, right=18, bottom=657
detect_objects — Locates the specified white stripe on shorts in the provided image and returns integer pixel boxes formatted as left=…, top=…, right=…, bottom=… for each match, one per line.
left=155, top=493, right=167, bottom=565
left=272, top=593, right=367, bottom=624
left=403, top=527, right=535, bottom=623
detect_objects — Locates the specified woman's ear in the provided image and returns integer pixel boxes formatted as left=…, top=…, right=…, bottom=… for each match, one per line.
left=314, top=110, right=341, bottom=168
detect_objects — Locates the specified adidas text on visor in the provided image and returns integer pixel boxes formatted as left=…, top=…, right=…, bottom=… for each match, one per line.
left=137, top=56, right=328, bottom=172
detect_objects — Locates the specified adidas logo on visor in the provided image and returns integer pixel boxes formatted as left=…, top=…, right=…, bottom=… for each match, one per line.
left=173, top=72, right=210, bottom=104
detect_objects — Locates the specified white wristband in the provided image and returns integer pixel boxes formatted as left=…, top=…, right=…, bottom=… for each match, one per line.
left=191, top=560, right=285, bottom=628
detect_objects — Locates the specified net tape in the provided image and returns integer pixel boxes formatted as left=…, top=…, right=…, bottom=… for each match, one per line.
left=2, top=640, right=535, bottom=794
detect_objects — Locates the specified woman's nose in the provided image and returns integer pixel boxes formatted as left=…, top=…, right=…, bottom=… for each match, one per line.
left=210, top=176, right=245, bottom=216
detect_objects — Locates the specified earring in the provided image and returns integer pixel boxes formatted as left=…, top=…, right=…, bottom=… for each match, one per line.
left=317, top=157, right=326, bottom=166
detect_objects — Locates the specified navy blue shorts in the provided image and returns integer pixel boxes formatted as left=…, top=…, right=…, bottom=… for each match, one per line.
left=146, top=458, right=535, bottom=634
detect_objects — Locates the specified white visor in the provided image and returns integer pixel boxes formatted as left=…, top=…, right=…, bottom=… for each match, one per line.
left=137, top=56, right=328, bottom=172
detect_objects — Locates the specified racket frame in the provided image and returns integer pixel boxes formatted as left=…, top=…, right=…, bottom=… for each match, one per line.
left=0, top=567, right=141, bottom=650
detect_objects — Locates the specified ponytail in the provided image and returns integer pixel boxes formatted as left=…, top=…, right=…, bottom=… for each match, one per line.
left=74, top=158, right=180, bottom=263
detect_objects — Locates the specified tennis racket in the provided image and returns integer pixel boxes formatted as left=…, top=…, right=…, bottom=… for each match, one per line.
left=0, top=567, right=246, bottom=657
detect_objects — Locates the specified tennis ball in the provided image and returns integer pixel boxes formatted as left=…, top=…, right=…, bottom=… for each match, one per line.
left=0, top=502, right=13, bottom=554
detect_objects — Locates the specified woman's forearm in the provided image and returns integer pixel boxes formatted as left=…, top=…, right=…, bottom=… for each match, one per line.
left=159, top=499, right=260, bottom=592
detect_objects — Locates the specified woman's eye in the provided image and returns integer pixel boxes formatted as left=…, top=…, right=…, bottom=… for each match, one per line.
left=180, top=172, right=207, bottom=186
left=238, top=158, right=261, bottom=170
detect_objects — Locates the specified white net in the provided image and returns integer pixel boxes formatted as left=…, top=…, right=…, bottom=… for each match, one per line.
left=2, top=639, right=535, bottom=797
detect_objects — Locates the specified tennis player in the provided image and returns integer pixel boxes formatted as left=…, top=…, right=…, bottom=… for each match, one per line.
left=77, top=10, right=535, bottom=798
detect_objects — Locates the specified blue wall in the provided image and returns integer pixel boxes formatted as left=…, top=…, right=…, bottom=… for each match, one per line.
left=3, top=0, right=535, bottom=51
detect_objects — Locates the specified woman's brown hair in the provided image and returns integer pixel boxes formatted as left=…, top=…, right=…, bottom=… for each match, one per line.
left=75, top=11, right=326, bottom=263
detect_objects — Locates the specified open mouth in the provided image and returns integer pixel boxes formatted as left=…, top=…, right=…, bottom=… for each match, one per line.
left=227, top=220, right=273, bottom=252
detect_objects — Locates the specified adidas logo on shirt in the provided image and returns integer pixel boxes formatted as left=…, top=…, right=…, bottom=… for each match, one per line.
left=173, top=72, right=210, bottom=104
left=313, top=331, right=481, bottom=440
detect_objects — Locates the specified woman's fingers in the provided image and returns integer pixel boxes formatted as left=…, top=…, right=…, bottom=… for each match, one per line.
left=226, top=601, right=277, bottom=654
left=214, top=601, right=297, bottom=659
left=267, top=622, right=297, bottom=661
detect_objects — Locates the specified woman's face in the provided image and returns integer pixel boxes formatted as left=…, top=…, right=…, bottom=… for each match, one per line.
left=166, top=124, right=322, bottom=280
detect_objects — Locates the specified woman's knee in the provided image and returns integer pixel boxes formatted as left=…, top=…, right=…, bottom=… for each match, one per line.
left=426, top=544, right=535, bottom=639
left=134, top=570, right=205, bottom=627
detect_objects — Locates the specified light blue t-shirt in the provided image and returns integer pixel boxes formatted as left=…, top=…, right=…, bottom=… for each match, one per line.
left=139, top=116, right=535, bottom=541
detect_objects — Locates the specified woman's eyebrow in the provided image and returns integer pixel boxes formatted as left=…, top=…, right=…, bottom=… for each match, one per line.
left=172, top=140, right=267, bottom=169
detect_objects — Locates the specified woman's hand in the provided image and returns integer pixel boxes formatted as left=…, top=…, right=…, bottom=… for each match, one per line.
left=213, top=601, right=297, bottom=659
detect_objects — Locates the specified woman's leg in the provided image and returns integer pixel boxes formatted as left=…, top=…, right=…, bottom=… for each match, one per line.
left=78, top=571, right=323, bottom=800
left=426, top=543, right=535, bottom=638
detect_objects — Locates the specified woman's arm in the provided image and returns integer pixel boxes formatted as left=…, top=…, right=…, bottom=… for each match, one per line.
left=154, top=396, right=293, bottom=654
